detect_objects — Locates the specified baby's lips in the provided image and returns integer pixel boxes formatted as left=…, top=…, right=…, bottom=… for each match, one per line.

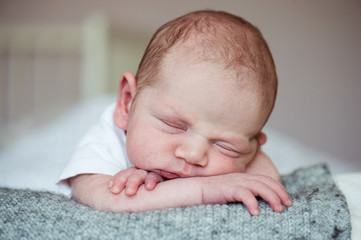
left=157, top=170, right=180, bottom=179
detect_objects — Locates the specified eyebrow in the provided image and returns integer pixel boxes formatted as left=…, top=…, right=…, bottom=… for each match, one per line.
left=156, top=102, right=192, bottom=123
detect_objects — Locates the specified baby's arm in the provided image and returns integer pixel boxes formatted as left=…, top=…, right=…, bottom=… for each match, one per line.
left=70, top=172, right=291, bottom=215
left=108, top=150, right=280, bottom=197
left=245, top=150, right=281, bottom=182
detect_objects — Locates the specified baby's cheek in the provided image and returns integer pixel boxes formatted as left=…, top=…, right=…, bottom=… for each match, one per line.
left=207, top=151, right=246, bottom=175
left=241, top=153, right=255, bottom=170
left=126, top=132, right=168, bottom=169
left=247, top=139, right=259, bottom=160
left=126, top=136, right=149, bottom=167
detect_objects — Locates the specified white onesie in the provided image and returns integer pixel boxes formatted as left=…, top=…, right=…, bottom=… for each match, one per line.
left=57, top=104, right=133, bottom=197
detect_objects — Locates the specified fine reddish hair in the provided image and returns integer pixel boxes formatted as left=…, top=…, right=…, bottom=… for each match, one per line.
left=135, top=10, right=278, bottom=120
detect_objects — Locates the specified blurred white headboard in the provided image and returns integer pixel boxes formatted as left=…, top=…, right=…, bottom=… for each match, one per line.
left=0, top=15, right=110, bottom=147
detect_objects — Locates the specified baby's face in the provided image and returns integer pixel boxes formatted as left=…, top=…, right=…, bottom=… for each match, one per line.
left=124, top=57, right=267, bottom=179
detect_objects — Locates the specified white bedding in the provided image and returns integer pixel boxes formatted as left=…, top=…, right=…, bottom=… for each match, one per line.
left=0, top=95, right=360, bottom=239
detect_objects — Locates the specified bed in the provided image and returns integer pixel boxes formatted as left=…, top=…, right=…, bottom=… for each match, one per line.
left=0, top=95, right=360, bottom=239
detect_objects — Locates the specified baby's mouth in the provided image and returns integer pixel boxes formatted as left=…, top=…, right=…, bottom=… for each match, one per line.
left=157, top=170, right=180, bottom=179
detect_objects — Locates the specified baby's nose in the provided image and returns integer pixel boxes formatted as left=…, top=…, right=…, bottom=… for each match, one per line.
left=175, top=134, right=209, bottom=167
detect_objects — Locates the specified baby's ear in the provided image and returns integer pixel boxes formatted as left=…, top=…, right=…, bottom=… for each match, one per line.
left=257, top=132, right=267, bottom=146
left=114, top=72, right=137, bottom=130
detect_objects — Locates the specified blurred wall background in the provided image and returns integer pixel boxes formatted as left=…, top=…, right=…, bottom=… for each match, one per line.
left=0, top=0, right=360, bottom=169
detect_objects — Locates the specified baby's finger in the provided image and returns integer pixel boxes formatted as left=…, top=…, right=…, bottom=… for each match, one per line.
left=109, top=175, right=127, bottom=194
left=246, top=180, right=284, bottom=212
left=109, top=168, right=137, bottom=194
left=144, top=172, right=164, bottom=190
left=125, top=170, right=148, bottom=196
left=234, top=188, right=260, bottom=216
left=249, top=175, right=292, bottom=207
left=108, top=178, right=125, bottom=194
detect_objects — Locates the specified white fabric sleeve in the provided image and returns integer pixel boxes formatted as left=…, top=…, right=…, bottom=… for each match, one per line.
left=57, top=104, right=133, bottom=197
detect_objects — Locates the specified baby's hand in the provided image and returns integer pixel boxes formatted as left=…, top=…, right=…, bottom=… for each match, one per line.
left=201, top=173, right=292, bottom=216
left=108, top=167, right=163, bottom=196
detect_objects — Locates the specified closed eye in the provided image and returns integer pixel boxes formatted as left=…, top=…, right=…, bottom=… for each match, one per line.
left=159, top=119, right=187, bottom=133
left=212, top=141, right=241, bottom=158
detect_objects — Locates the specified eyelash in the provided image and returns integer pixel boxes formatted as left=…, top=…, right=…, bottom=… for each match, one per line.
left=212, top=142, right=241, bottom=157
left=160, top=119, right=187, bottom=132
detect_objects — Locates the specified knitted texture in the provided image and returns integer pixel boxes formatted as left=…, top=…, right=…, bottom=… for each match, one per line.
left=0, top=164, right=351, bottom=239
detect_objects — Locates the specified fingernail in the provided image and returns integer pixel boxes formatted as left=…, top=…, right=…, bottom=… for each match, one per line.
left=111, top=186, right=119, bottom=193
left=108, top=180, right=113, bottom=189
left=125, top=188, right=134, bottom=196
left=252, top=209, right=260, bottom=216
left=277, top=205, right=284, bottom=212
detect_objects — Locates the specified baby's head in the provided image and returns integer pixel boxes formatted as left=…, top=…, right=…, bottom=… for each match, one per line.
left=136, top=10, right=277, bottom=124
left=114, top=10, right=278, bottom=177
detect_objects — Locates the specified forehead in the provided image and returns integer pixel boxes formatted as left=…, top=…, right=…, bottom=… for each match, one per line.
left=158, top=46, right=239, bottom=90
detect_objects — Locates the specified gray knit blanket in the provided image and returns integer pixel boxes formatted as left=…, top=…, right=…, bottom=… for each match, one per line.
left=0, top=164, right=351, bottom=239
